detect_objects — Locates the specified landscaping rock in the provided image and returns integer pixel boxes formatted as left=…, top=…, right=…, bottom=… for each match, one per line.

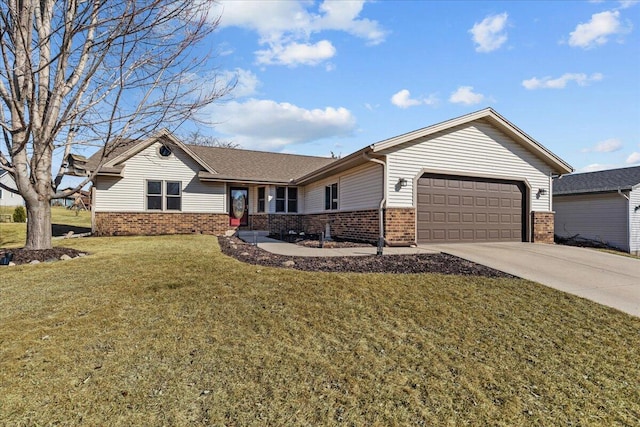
left=219, top=236, right=515, bottom=278
left=29, top=260, right=41, bottom=265
left=60, top=254, right=72, bottom=260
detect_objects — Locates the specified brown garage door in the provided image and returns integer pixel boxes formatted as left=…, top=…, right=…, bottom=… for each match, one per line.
left=417, top=174, right=525, bottom=243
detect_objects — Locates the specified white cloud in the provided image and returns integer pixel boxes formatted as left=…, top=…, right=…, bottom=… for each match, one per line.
left=208, top=99, right=356, bottom=150
left=449, top=86, right=485, bottom=105
left=211, top=0, right=387, bottom=66
left=626, top=152, right=640, bottom=164
left=578, top=163, right=617, bottom=172
left=390, top=89, right=438, bottom=109
left=619, top=1, right=639, bottom=9
left=522, top=73, right=604, bottom=90
left=219, top=68, right=260, bottom=98
left=256, top=40, right=336, bottom=67
left=581, top=138, right=623, bottom=153
left=469, top=12, right=509, bottom=53
left=568, top=10, right=630, bottom=49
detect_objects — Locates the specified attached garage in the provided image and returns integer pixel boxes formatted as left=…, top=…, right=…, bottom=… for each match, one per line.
left=416, top=174, right=526, bottom=243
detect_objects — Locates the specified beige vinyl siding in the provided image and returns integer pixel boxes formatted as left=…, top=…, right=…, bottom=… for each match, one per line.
left=94, top=142, right=225, bottom=213
left=382, top=121, right=553, bottom=211
left=630, top=188, right=640, bottom=254
left=554, top=193, right=629, bottom=252
left=304, top=163, right=383, bottom=214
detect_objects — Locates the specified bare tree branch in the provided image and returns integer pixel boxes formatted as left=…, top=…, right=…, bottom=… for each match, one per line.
left=0, top=0, right=231, bottom=249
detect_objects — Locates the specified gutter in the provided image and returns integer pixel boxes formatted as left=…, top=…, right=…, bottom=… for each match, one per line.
left=617, top=188, right=630, bottom=201
left=363, top=152, right=386, bottom=253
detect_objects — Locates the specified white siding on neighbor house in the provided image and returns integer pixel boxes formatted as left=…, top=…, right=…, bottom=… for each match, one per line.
left=554, top=193, right=629, bottom=251
left=94, top=142, right=226, bottom=213
left=0, top=173, right=25, bottom=207
left=630, top=188, right=640, bottom=254
left=382, top=121, right=555, bottom=211
left=304, top=162, right=383, bottom=214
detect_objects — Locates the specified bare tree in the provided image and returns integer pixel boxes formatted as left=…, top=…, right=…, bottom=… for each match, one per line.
left=0, top=0, right=232, bottom=249
left=181, top=130, right=239, bottom=149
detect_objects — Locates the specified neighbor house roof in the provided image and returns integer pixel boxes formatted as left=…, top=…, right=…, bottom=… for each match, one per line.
left=553, top=166, right=640, bottom=196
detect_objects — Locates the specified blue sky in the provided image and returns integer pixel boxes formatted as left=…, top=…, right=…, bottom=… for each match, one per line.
left=196, top=0, right=640, bottom=173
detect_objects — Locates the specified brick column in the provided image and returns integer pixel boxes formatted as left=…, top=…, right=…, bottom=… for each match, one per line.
left=532, top=211, right=554, bottom=244
left=384, top=208, right=415, bottom=246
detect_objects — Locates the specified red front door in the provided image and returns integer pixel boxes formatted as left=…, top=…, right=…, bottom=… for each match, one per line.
left=229, top=188, right=248, bottom=226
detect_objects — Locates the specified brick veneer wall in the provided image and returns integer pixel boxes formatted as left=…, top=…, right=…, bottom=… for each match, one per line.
left=94, top=212, right=230, bottom=236
left=385, top=208, right=416, bottom=245
left=531, top=211, right=554, bottom=244
left=94, top=209, right=416, bottom=246
left=302, top=209, right=380, bottom=243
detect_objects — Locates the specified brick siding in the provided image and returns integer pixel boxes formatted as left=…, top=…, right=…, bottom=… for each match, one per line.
left=94, top=209, right=416, bottom=246
left=94, top=212, right=230, bottom=236
left=531, top=211, right=554, bottom=244
left=301, top=210, right=381, bottom=243
left=384, top=208, right=416, bottom=245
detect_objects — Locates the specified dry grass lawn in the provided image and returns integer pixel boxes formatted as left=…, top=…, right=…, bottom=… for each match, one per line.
left=0, top=206, right=91, bottom=248
left=1, top=234, right=639, bottom=426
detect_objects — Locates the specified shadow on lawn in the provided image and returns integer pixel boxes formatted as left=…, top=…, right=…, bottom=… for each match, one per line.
left=52, top=223, right=91, bottom=237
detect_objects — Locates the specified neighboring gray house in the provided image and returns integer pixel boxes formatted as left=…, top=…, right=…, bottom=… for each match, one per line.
left=75, top=108, right=573, bottom=245
left=554, top=166, right=640, bottom=255
left=0, top=171, right=25, bottom=208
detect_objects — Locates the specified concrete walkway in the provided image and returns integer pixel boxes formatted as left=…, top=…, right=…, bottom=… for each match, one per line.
left=424, top=242, right=640, bottom=317
left=236, top=231, right=438, bottom=257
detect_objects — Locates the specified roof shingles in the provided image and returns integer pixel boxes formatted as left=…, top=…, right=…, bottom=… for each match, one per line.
left=83, top=138, right=336, bottom=183
left=553, top=166, right=640, bottom=195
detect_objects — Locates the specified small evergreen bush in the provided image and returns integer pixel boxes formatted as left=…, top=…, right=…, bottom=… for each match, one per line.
left=13, top=206, right=26, bottom=223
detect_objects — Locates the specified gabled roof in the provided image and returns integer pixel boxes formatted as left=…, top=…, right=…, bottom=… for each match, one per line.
left=191, top=146, right=335, bottom=184
left=82, top=130, right=336, bottom=184
left=371, top=108, right=573, bottom=174
left=553, top=166, right=640, bottom=195
left=78, top=108, right=573, bottom=185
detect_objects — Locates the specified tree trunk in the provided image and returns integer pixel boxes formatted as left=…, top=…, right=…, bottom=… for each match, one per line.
left=25, top=199, right=53, bottom=250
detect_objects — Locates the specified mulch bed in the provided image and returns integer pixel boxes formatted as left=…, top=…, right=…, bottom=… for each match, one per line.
left=0, top=247, right=84, bottom=265
left=219, top=236, right=515, bottom=278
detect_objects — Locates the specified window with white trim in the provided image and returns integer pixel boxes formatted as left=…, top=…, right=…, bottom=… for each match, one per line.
left=146, top=180, right=181, bottom=211
left=257, top=187, right=266, bottom=213
left=325, top=183, right=338, bottom=210
left=275, top=186, right=297, bottom=213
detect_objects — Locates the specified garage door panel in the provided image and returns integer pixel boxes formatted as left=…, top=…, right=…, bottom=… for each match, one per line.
left=417, top=174, right=524, bottom=243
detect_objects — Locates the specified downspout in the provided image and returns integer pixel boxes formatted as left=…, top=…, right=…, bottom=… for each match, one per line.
left=618, top=188, right=630, bottom=252
left=363, top=152, right=386, bottom=254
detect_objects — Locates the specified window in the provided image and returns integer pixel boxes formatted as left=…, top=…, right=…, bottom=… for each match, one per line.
left=165, top=181, right=181, bottom=211
left=159, top=145, right=172, bottom=157
left=275, top=186, right=297, bottom=213
left=147, top=180, right=162, bottom=210
left=287, top=187, right=298, bottom=213
left=146, top=180, right=181, bottom=211
left=325, top=183, right=338, bottom=210
left=257, top=187, right=265, bottom=213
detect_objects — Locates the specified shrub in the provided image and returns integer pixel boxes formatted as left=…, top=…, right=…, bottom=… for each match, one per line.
left=13, top=206, right=26, bottom=223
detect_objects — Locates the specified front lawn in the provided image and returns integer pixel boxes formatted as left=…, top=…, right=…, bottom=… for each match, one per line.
left=0, top=206, right=91, bottom=248
left=0, top=235, right=638, bottom=425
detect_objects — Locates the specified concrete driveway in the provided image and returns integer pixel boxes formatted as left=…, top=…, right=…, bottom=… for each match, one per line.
left=423, top=242, right=640, bottom=317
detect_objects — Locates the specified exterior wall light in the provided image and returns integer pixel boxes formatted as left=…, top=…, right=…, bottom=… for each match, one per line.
left=537, top=188, right=547, bottom=196
left=398, top=178, right=408, bottom=188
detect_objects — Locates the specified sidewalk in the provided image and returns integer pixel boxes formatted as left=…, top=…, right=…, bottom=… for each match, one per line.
left=236, top=231, right=438, bottom=257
